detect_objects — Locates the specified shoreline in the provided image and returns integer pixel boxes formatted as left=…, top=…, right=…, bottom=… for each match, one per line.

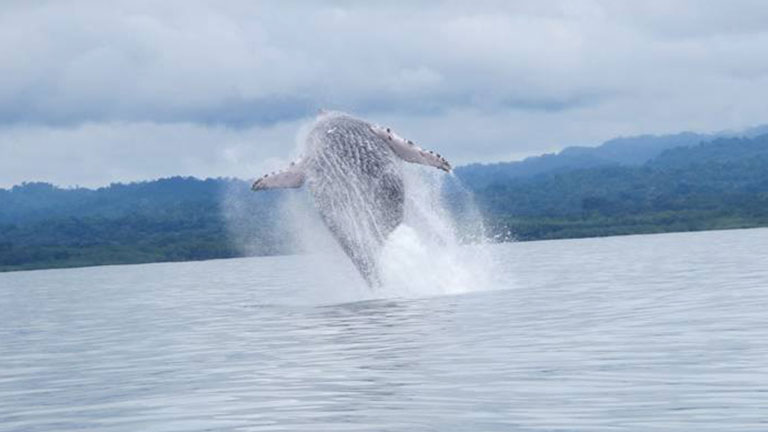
left=3, top=224, right=766, bottom=274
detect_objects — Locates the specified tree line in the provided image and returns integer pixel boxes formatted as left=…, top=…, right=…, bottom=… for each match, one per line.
left=2, top=133, right=767, bottom=271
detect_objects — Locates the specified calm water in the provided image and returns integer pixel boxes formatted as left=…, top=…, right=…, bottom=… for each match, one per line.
left=1, top=228, right=767, bottom=431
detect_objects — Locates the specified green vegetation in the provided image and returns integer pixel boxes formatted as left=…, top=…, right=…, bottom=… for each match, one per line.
left=0, top=213, right=238, bottom=272
left=2, top=133, right=767, bottom=272
left=0, top=177, right=290, bottom=272
left=491, top=212, right=768, bottom=242
left=468, top=135, right=768, bottom=240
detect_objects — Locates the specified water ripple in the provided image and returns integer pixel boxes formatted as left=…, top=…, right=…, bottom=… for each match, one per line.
left=1, top=228, right=768, bottom=431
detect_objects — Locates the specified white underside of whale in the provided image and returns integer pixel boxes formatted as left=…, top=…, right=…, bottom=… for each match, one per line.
left=251, top=113, right=453, bottom=287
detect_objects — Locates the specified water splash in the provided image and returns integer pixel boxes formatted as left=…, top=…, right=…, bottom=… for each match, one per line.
left=377, top=166, right=495, bottom=297
left=225, top=113, right=496, bottom=300
left=275, top=162, right=496, bottom=300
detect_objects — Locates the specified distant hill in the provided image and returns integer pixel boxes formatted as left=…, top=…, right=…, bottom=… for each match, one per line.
left=651, top=135, right=768, bottom=169
left=455, top=125, right=768, bottom=190
left=0, top=177, right=291, bottom=271
left=2, top=129, right=768, bottom=272
left=473, top=133, right=768, bottom=240
left=0, top=177, right=231, bottom=224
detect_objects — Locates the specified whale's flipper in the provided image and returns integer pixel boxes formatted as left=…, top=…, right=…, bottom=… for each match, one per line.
left=252, top=161, right=306, bottom=190
left=370, top=124, right=452, bottom=172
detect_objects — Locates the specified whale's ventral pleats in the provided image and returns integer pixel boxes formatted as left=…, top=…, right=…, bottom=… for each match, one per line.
left=251, top=113, right=452, bottom=287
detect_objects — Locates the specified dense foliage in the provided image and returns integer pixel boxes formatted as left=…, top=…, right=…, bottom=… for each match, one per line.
left=2, top=133, right=767, bottom=271
left=0, top=177, right=290, bottom=271
left=470, top=134, right=768, bottom=240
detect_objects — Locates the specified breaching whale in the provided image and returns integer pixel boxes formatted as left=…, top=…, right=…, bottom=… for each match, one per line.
left=252, top=112, right=452, bottom=287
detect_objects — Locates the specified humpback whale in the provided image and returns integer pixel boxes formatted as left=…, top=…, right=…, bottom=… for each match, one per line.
left=252, top=113, right=452, bottom=287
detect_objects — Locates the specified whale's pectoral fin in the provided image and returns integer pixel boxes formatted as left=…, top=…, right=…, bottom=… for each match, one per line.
left=393, top=142, right=452, bottom=173
left=252, top=161, right=306, bottom=191
left=371, top=125, right=452, bottom=172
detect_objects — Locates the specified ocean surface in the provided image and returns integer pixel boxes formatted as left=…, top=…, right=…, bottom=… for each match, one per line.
left=1, top=228, right=767, bottom=431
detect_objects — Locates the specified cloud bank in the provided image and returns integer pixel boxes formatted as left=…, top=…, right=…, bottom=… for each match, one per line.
left=2, top=0, right=768, bottom=187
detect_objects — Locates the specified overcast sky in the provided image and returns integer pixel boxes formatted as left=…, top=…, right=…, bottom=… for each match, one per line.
left=3, top=0, right=768, bottom=187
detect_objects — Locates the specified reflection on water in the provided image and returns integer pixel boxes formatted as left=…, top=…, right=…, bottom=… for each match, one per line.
left=1, top=228, right=768, bottom=431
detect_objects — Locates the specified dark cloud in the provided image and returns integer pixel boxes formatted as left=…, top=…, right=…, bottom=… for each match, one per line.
left=0, top=92, right=314, bottom=128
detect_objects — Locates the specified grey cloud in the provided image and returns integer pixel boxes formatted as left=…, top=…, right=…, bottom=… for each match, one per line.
left=605, top=1, right=768, bottom=40
left=0, top=91, right=314, bottom=128
left=0, top=120, right=306, bottom=188
left=3, top=0, right=768, bottom=187
left=0, top=0, right=699, bottom=127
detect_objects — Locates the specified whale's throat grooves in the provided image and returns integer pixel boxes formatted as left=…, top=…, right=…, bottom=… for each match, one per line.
left=304, top=115, right=405, bottom=286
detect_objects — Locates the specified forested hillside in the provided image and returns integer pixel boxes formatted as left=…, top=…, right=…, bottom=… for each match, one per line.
left=455, top=124, right=768, bottom=189
left=455, top=131, right=709, bottom=189
left=2, top=132, right=767, bottom=272
left=0, top=178, right=290, bottom=271
left=470, top=134, right=768, bottom=240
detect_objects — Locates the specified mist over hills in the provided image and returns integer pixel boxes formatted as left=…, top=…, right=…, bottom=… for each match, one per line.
left=456, top=124, right=768, bottom=189
left=2, top=128, right=768, bottom=271
left=456, top=132, right=708, bottom=189
left=0, top=177, right=231, bottom=224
